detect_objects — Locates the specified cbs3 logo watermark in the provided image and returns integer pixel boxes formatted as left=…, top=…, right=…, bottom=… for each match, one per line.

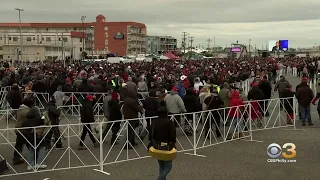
left=267, top=143, right=296, bottom=159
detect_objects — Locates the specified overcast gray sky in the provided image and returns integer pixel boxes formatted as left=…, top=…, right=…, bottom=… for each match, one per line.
left=1, top=0, right=320, bottom=48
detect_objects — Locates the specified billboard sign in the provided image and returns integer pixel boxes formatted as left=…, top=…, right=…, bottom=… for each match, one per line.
left=114, top=32, right=125, bottom=39
left=268, top=40, right=289, bottom=52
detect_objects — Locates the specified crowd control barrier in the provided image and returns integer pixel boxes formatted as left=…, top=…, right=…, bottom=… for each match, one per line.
left=0, top=97, right=297, bottom=177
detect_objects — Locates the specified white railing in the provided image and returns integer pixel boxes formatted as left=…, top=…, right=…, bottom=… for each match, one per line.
left=0, top=97, right=297, bottom=177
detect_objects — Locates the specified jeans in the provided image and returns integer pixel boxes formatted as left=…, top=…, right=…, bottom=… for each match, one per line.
left=299, top=104, right=311, bottom=123
left=13, top=133, right=25, bottom=162
left=27, top=146, right=46, bottom=166
left=157, top=160, right=172, bottom=180
left=79, top=124, right=97, bottom=146
left=231, top=118, right=243, bottom=133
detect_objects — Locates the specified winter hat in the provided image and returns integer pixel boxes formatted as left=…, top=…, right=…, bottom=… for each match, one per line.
left=171, top=86, right=178, bottom=92
left=111, top=92, right=119, bottom=100
left=86, top=94, right=94, bottom=101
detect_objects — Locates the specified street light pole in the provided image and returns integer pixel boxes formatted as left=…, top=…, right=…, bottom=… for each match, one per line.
left=81, top=16, right=86, bottom=60
left=15, top=8, right=24, bottom=63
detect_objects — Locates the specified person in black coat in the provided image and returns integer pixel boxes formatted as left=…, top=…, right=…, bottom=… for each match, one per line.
left=282, top=85, right=294, bottom=124
left=141, top=89, right=160, bottom=140
left=183, top=88, right=201, bottom=136
left=148, top=101, right=176, bottom=180
left=45, top=99, right=63, bottom=150
left=258, top=76, right=272, bottom=117
left=78, top=95, right=98, bottom=150
left=6, top=84, right=23, bottom=119
left=102, top=92, right=122, bottom=144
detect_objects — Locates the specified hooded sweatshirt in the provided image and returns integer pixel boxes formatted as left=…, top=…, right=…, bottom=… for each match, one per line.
left=229, top=91, right=244, bottom=118
left=164, top=91, right=186, bottom=114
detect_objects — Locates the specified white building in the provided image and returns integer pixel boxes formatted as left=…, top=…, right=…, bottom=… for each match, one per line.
left=0, top=27, right=88, bottom=61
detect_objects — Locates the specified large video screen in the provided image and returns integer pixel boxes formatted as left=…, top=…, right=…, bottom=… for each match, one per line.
left=231, top=47, right=241, bottom=52
left=268, top=40, right=289, bottom=52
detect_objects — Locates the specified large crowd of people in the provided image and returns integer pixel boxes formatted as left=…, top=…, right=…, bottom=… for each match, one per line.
left=1, top=56, right=320, bottom=179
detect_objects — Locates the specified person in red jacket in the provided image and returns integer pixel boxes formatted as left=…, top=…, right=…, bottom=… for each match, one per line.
left=229, top=90, right=245, bottom=136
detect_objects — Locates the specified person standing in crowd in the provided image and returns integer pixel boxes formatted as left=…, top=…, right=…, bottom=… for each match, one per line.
left=204, top=87, right=224, bottom=137
left=123, top=90, right=143, bottom=149
left=6, top=83, right=23, bottom=120
left=282, top=85, right=294, bottom=125
left=228, top=90, right=245, bottom=139
left=164, top=86, right=187, bottom=127
left=141, top=89, right=160, bottom=141
left=219, top=82, right=231, bottom=125
left=258, top=75, right=272, bottom=117
left=103, top=89, right=113, bottom=122
left=148, top=101, right=176, bottom=180
left=183, top=88, right=201, bottom=136
left=274, top=75, right=290, bottom=110
left=175, top=80, right=186, bottom=98
left=45, top=98, right=64, bottom=150
left=137, top=76, right=148, bottom=92
left=193, top=77, right=204, bottom=92
left=247, top=82, right=264, bottom=127
left=78, top=95, right=98, bottom=150
left=53, top=85, right=65, bottom=107
left=296, top=77, right=309, bottom=120
left=296, top=80, right=314, bottom=126
left=126, top=77, right=137, bottom=95
left=12, top=98, right=33, bottom=165
left=21, top=99, right=47, bottom=170
left=102, top=91, right=122, bottom=144
left=119, top=83, right=128, bottom=101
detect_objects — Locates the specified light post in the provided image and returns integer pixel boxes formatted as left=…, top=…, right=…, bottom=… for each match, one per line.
left=15, top=8, right=24, bottom=63
left=81, top=16, right=86, bottom=60
left=90, top=26, right=94, bottom=61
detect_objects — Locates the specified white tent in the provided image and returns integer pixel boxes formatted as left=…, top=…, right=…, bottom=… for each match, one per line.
left=159, top=55, right=169, bottom=60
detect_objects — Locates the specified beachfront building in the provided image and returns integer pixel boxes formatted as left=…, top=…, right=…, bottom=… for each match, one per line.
left=146, top=35, right=177, bottom=55
left=0, top=14, right=146, bottom=61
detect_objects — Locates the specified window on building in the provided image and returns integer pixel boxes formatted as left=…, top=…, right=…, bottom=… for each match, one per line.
left=80, top=47, right=83, bottom=52
left=13, top=37, right=18, bottom=42
left=33, top=37, right=35, bottom=41
left=0, top=46, right=2, bottom=50
left=9, top=37, right=11, bottom=40
left=74, top=28, right=77, bottom=30
left=46, top=37, right=51, bottom=42
left=58, top=37, right=61, bottom=41
left=27, top=37, right=32, bottom=41
left=0, top=37, right=2, bottom=40
left=0, top=55, right=3, bottom=59
left=80, top=38, right=82, bottom=42
left=41, top=37, right=44, bottom=41
left=63, top=37, right=68, bottom=42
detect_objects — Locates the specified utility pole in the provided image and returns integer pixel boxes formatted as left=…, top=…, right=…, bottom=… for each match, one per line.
left=15, top=8, right=24, bottom=63
left=182, top=32, right=187, bottom=54
left=190, top=37, right=194, bottom=50
left=213, top=37, right=216, bottom=57
left=61, top=32, right=65, bottom=67
left=90, top=26, right=94, bottom=61
left=187, top=33, right=190, bottom=49
left=81, top=16, right=86, bottom=60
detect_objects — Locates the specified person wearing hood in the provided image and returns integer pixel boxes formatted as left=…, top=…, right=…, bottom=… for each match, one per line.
left=137, top=76, right=148, bottom=92
left=228, top=90, right=245, bottom=139
left=126, top=77, right=138, bottom=95
left=53, top=85, right=65, bottom=107
left=78, top=95, right=98, bottom=150
left=258, top=75, right=272, bottom=117
left=123, top=90, right=143, bottom=148
left=204, top=87, right=224, bottom=137
left=183, top=88, right=201, bottom=136
left=164, top=86, right=187, bottom=127
left=21, top=100, right=47, bottom=170
left=193, top=77, right=204, bottom=92
left=247, top=82, right=264, bottom=127
left=296, top=77, right=309, bottom=120
left=219, top=82, right=232, bottom=108
left=141, top=89, right=160, bottom=141
left=102, top=92, right=122, bottom=144
left=45, top=98, right=63, bottom=150
left=274, top=75, right=291, bottom=110
left=282, top=85, right=295, bottom=125
left=296, top=80, right=314, bottom=126
left=6, top=83, right=23, bottom=119
left=148, top=102, right=176, bottom=180
left=12, top=98, right=34, bottom=165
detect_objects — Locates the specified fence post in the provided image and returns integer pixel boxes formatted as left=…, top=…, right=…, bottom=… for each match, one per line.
left=93, top=121, right=110, bottom=175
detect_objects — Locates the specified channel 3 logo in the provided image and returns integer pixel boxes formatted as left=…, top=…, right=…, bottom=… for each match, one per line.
left=267, top=143, right=296, bottom=159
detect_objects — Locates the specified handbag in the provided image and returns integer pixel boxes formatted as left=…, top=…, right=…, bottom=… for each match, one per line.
left=148, top=127, right=177, bottom=161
